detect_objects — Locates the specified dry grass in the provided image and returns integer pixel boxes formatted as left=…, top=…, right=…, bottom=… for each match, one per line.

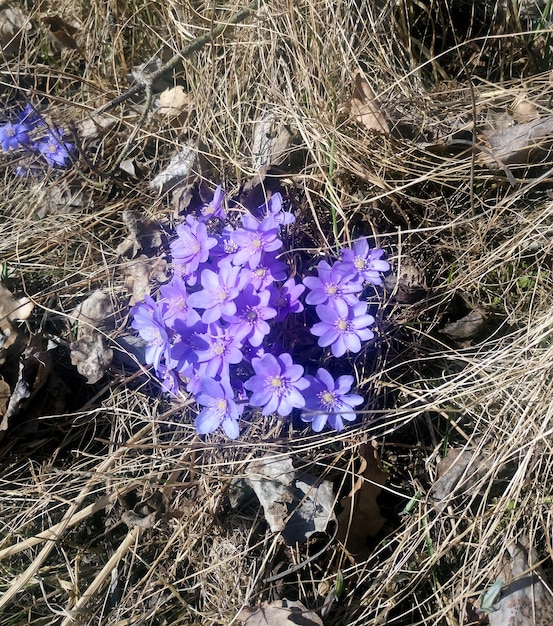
left=2, top=0, right=553, bottom=624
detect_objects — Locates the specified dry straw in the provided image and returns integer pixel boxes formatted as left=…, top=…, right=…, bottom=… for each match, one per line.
left=2, top=0, right=553, bottom=624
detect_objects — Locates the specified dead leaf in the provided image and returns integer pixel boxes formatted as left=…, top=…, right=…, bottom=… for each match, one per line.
left=252, top=111, right=293, bottom=172
left=70, top=334, right=113, bottom=384
left=384, top=259, right=428, bottom=304
left=0, top=380, right=11, bottom=432
left=237, top=600, right=323, bottom=626
left=157, top=85, right=191, bottom=118
left=122, top=256, right=168, bottom=305
left=0, top=283, right=33, bottom=360
left=512, top=98, right=539, bottom=124
left=429, top=447, right=494, bottom=512
left=2, top=334, right=53, bottom=431
left=343, top=70, right=390, bottom=134
left=246, top=456, right=336, bottom=545
left=117, top=209, right=163, bottom=258
left=441, top=307, right=487, bottom=341
left=481, top=116, right=553, bottom=167
left=42, top=14, right=84, bottom=57
left=69, top=291, right=115, bottom=384
left=336, top=441, right=387, bottom=560
left=72, top=291, right=114, bottom=338
left=149, top=142, right=197, bottom=192
left=488, top=544, right=553, bottom=626
left=0, top=4, right=31, bottom=59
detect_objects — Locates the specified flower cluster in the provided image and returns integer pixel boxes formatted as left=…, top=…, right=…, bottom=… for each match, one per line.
left=130, top=187, right=390, bottom=438
left=0, top=104, right=73, bottom=170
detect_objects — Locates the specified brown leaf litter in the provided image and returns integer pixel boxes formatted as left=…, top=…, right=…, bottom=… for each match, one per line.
left=336, top=441, right=387, bottom=560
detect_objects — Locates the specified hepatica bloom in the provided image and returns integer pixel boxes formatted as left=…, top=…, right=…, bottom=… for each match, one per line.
left=171, top=215, right=217, bottom=275
left=37, top=130, right=73, bottom=167
left=195, top=377, right=243, bottom=439
left=244, top=352, right=309, bottom=416
left=194, top=322, right=244, bottom=379
left=0, top=122, right=30, bottom=151
left=227, top=284, right=276, bottom=347
left=336, top=238, right=390, bottom=286
left=303, top=260, right=363, bottom=316
left=187, top=261, right=248, bottom=323
left=311, top=301, right=375, bottom=357
left=231, top=214, right=282, bottom=268
left=301, top=368, right=363, bottom=432
left=159, top=274, right=200, bottom=329
left=259, top=192, right=295, bottom=225
left=199, top=184, right=226, bottom=221
left=249, top=252, right=287, bottom=290
left=130, top=295, right=170, bottom=371
left=269, top=277, right=305, bottom=322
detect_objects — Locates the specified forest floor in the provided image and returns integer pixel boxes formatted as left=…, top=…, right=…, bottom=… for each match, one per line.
left=2, top=1, right=553, bottom=624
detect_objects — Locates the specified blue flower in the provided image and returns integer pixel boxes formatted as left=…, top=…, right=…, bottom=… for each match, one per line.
left=187, top=261, right=249, bottom=324
left=37, top=130, right=73, bottom=167
left=303, top=260, right=363, bottom=316
left=244, top=352, right=309, bottom=416
left=199, top=184, right=226, bottom=221
left=231, top=214, right=282, bottom=269
left=269, top=277, right=305, bottom=322
left=335, top=238, right=390, bottom=286
left=258, top=192, right=295, bottom=225
left=0, top=122, right=31, bottom=151
left=170, top=215, right=217, bottom=277
left=249, top=252, right=288, bottom=290
left=226, top=284, right=276, bottom=347
left=301, top=368, right=363, bottom=431
left=194, top=322, right=244, bottom=379
left=130, top=295, right=171, bottom=372
left=310, top=301, right=375, bottom=357
left=159, top=274, right=201, bottom=329
left=195, top=377, right=243, bottom=439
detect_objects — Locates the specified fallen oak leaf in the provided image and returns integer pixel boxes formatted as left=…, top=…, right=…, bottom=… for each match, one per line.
left=343, top=69, right=390, bottom=135
left=69, top=291, right=115, bottom=384
left=245, top=456, right=336, bottom=545
left=0, top=283, right=33, bottom=360
left=488, top=543, right=553, bottom=626
left=237, top=599, right=323, bottom=626
left=336, top=441, right=387, bottom=560
left=116, top=209, right=163, bottom=258
left=156, top=85, right=192, bottom=118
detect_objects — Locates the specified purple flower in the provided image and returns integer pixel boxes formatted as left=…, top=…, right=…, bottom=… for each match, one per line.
left=187, top=261, right=249, bottom=323
left=194, top=322, right=244, bottom=379
left=336, top=238, right=390, bottom=286
left=195, top=377, right=243, bottom=439
left=159, top=274, right=201, bottom=329
left=301, top=368, right=363, bottom=431
left=231, top=214, right=282, bottom=268
left=244, top=352, right=309, bottom=416
left=156, top=364, right=180, bottom=396
left=18, top=104, right=44, bottom=130
left=0, top=122, right=31, bottom=151
left=310, top=302, right=375, bottom=357
left=226, top=284, right=276, bottom=347
left=211, top=225, right=239, bottom=265
left=269, top=277, right=305, bottom=322
left=37, top=130, right=73, bottom=167
left=303, top=260, right=363, bottom=316
left=170, top=319, right=203, bottom=373
left=249, top=252, right=288, bottom=290
left=199, top=185, right=225, bottom=221
left=130, top=295, right=171, bottom=371
left=258, top=192, right=295, bottom=225
left=171, top=215, right=217, bottom=276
